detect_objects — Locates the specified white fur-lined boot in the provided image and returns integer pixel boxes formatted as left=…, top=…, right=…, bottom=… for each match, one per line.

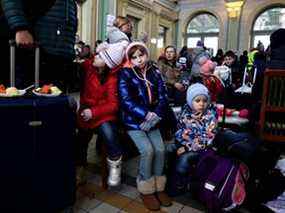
left=107, top=156, right=122, bottom=186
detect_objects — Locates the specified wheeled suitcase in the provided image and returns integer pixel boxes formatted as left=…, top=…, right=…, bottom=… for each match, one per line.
left=0, top=42, right=77, bottom=212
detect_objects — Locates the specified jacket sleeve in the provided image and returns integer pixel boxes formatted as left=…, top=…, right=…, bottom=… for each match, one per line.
left=175, top=106, right=194, bottom=149
left=154, top=72, right=168, bottom=118
left=118, top=69, right=148, bottom=120
left=175, top=128, right=193, bottom=151
left=158, top=61, right=175, bottom=85
left=90, top=72, right=119, bottom=119
left=1, top=0, right=30, bottom=32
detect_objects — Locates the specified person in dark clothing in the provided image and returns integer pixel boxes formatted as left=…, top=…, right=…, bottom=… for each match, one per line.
left=178, top=45, right=192, bottom=70
left=79, top=45, right=92, bottom=60
left=212, top=48, right=224, bottom=66
left=158, top=45, right=186, bottom=106
left=267, top=28, right=285, bottom=69
left=239, top=50, right=248, bottom=72
left=251, top=28, right=285, bottom=126
left=0, top=0, right=78, bottom=90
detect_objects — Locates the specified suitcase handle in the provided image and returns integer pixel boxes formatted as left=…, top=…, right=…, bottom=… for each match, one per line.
left=28, top=121, right=43, bottom=127
left=9, top=40, right=40, bottom=88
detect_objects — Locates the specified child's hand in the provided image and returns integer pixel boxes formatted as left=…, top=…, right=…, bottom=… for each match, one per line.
left=177, top=147, right=185, bottom=155
left=182, top=129, right=190, bottom=141
left=81, top=108, right=92, bottom=121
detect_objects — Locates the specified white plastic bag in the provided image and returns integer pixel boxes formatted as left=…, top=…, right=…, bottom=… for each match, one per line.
left=214, top=65, right=232, bottom=88
left=235, top=67, right=257, bottom=94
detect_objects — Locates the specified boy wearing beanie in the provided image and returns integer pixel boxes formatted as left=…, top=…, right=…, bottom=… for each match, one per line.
left=174, top=83, right=218, bottom=175
left=75, top=40, right=128, bottom=187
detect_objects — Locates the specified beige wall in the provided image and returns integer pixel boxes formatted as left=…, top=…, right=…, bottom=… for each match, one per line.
left=178, top=0, right=285, bottom=54
left=117, top=0, right=179, bottom=59
left=77, top=0, right=98, bottom=50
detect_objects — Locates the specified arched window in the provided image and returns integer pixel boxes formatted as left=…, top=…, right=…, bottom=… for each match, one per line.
left=186, top=13, right=219, bottom=55
left=252, top=7, right=285, bottom=49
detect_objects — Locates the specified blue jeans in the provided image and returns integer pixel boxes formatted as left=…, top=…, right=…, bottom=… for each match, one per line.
left=128, top=129, right=165, bottom=180
left=76, top=121, right=122, bottom=166
left=176, top=151, right=200, bottom=174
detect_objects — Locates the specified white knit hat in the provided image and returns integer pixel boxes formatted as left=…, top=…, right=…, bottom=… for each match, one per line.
left=125, top=41, right=149, bottom=61
left=98, top=41, right=128, bottom=68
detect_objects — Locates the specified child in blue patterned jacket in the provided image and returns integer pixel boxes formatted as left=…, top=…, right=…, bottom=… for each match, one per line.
left=175, top=83, right=218, bottom=175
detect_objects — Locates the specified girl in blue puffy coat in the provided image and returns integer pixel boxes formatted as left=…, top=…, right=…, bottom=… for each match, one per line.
left=118, top=42, right=172, bottom=211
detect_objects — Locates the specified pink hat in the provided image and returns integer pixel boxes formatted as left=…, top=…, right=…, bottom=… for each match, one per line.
left=199, top=56, right=216, bottom=76
left=98, top=41, right=128, bottom=68
left=125, top=41, right=149, bottom=61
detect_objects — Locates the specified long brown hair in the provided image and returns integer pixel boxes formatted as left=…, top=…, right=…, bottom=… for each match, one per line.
left=127, top=45, right=148, bottom=61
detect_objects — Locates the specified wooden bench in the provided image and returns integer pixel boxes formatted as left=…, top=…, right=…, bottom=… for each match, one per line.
left=259, top=69, right=285, bottom=142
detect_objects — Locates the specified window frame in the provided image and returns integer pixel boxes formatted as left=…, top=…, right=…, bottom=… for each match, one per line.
left=251, top=6, right=285, bottom=49
left=185, top=13, right=220, bottom=55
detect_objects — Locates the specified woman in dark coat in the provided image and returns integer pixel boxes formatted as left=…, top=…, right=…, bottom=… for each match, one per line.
left=0, top=0, right=77, bottom=89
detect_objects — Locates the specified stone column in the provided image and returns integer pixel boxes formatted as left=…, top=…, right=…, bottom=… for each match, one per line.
left=97, top=0, right=108, bottom=40
left=149, top=8, right=160, bottom=60
left=225, top=0, right=244, bottom=51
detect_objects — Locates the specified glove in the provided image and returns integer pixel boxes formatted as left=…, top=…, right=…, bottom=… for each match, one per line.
left=139, top=121, right=152, bottom=131
left=145, top=112, right=156, bottom=121
left=147, top=112, right=161, bottom=128
left=141, top=112, right=162, bottom=130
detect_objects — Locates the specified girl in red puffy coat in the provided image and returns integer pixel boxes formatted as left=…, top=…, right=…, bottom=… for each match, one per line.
left=76, top=41, right=128, bottom=187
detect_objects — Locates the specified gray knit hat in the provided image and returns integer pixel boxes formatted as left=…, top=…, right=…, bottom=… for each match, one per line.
left=186, top=83, right=210, bottom=110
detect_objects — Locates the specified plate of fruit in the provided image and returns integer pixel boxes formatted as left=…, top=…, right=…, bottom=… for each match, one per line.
left=32, top=84, right=62, bottom=97
left=0, top=84, right=26, bottom=97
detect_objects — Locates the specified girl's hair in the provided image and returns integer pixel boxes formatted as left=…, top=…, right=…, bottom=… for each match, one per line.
left=127, top=45, right=148, bottom=59
left=113, top=16, right=130, bottom=29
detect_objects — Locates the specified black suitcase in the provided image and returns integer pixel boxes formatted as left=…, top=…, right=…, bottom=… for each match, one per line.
left=0, top=42, right=76, bottom=212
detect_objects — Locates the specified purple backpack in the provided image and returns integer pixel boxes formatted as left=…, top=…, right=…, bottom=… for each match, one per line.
left=195, top=149, right=249, bottom=212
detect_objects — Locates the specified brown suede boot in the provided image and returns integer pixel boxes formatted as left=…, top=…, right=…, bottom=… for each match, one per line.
left=137, top=177, right=160, bottom=211
left=155, top=176, right=172, bottom=207
left=140, top=194, right=160, bottom=211
left=156, top=191, right=172, bottom=207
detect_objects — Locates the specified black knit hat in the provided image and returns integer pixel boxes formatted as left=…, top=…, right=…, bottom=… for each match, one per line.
left=270, top=28, right=285, bottom=49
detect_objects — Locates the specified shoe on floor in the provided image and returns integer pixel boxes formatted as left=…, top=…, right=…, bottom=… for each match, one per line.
left=156, top=191, right=172, bottom=207
left=141, top=193, right=160, bottom=211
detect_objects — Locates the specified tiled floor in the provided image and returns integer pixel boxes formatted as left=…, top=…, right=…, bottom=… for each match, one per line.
left=72, top=135, right=205, bottom=213
left=74, top=173, right=204, bottom=213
